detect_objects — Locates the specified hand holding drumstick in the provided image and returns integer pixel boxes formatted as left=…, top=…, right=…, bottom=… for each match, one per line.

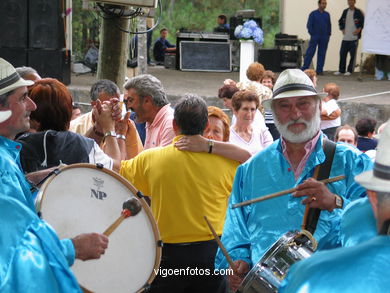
left=203, top=216, right=249, bottom=292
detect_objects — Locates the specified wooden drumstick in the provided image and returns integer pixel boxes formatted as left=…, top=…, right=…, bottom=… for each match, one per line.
left=203, top=216, right=239, bottom=275
left=103, top=198, right=142, bottom=236
left=232, top=175, right=345, bottom=209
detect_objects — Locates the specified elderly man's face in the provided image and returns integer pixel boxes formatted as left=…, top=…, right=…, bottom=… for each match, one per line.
left=273, top=96, right=321, bottom=143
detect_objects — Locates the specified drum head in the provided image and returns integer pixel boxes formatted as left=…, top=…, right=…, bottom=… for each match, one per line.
left=36, top=164, right=161, bottom=293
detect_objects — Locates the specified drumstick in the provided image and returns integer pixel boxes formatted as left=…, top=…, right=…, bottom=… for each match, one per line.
left=103, top=198, right=142, bottom=236
left=203, top=216, right=239, bottom=275
left=232, top=175, right=345, bottom=209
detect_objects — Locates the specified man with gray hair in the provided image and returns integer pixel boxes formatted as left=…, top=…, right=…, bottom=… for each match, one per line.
left=15, top=66, right=41, bottom=82
left=70, top=79, right=142, bottom=159
left=216, top=69, right=373, bottom=291
left=280, top=120, right=390, bottom=292
left=124, top=74, right=175, bottom=149
left=116, top=94, right=239, bottom=292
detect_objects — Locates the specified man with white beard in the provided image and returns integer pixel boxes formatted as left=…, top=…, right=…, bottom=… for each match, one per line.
left=215, top=69, right=373, bottom=291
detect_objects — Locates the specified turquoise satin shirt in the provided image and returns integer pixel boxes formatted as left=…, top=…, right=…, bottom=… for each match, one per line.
left=280, top=236, right=390, bottom=292
left=0, top=135, right=77, bottom=289
left=339, top=197, right=377, bottom=247
left=215, top=135, right=373, bottom=269
left=0, top=196, right=81, bottom=292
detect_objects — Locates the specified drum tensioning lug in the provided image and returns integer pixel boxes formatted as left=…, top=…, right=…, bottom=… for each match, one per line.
left=136, top=190, right=145, bottom=198
left=157, top=240, right=164, bottom=247
left=96, top=163, right=104, bottom=169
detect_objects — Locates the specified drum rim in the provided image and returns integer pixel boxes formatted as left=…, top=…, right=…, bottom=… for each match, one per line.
left=238, top=230, right=298, bottom=290
left=35, top=163, right=162, bottom=291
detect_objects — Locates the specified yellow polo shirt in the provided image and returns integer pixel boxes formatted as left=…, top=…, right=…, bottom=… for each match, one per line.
left=120, top=136, right=239, bottom=243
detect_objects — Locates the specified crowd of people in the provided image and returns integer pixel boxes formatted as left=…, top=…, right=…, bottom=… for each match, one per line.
left=0, top=32, right=389, bottom=292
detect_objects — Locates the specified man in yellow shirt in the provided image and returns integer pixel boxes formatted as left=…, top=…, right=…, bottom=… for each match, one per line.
left=118, top=94, right=239, bottom=293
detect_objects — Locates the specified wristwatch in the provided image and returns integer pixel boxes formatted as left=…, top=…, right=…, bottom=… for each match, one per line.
left=335, top=195, right=343, bottom=209
left=208, top=139, right=214, bottom=153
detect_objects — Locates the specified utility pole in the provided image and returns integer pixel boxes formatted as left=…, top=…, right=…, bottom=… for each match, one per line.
left=97, top=5, right=130, bottom=87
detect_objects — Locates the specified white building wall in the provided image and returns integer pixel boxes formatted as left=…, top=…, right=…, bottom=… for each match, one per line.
left=281, top=0, right=367, bottom=71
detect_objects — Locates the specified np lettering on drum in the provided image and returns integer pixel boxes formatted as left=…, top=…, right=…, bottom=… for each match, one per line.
left=90, top=189, right=108, bottom=200
left=91, top=177, right=108, bottom=200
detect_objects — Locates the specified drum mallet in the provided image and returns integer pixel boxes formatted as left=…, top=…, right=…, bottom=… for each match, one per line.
left=232, top=175, right=346, bottom=209
left=203, top=216, right=239, bottom=275
left=103, top=198, right=142, bottom=237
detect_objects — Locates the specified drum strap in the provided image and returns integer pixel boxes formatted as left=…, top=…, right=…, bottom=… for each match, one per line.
left=303, top=139, right=336, bottom=235
left=379, top=219, right=390, bottom=236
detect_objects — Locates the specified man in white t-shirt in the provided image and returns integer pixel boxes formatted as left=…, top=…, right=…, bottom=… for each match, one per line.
left=334, top=0, right=364, bottom=76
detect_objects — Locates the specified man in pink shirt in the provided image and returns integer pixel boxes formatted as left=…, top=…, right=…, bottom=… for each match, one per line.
left=124, top=74, right=175, bottom=150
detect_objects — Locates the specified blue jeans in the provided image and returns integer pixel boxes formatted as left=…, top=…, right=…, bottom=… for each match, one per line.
left=338, top=40, right=358, bottom=73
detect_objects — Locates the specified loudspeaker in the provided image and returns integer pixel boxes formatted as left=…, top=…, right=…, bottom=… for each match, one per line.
left=280, top=50, right=302, bottom=69
left=0, top=48, right=28, bottom=67
left=0, top=0, right=28, bottom=48
left=180, top=41, right=231, bottom=72
left=258, top=49, right=282, bottom=72
left=29, top=0, right=65, bottom=49
left=164, top=53, right=176, bottom=69
left=28, top=49, right=71, bottom=85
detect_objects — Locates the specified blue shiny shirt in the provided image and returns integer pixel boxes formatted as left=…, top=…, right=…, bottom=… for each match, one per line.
left=215, top=135, right=373, bottom=269
left=0, top=135, right=77, bottom=289
left=280, top=236, right=390, bottom=293
left=0, top=196, right=81, bottom=292
left=339, top=197, right=377, bottom=247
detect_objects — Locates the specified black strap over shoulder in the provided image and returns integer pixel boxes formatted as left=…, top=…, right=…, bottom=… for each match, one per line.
left=304, top=139, right=337, bottom=234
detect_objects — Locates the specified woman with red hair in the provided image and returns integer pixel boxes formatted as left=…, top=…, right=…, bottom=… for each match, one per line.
left=16, top=78, right=121, bottom=173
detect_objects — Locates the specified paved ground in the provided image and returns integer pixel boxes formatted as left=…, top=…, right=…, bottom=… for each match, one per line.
left=69, top=65, right=390, bottom=105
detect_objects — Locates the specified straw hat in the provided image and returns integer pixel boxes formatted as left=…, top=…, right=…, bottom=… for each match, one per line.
left=262, top=68, right=326, bottom=110
left=0, top=58, right=34, bottom=96
left=355, top=120, right=390, bottom=192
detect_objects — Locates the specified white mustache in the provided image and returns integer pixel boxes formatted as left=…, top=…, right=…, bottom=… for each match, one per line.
left=285, top=118, right=309, bottom=127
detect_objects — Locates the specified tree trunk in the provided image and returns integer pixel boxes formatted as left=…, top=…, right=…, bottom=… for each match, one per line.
left=97, top=6, right=130, bottom=87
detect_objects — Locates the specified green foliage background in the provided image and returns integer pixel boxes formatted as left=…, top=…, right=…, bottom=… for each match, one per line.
left=72, top=0, right=279, bottom=59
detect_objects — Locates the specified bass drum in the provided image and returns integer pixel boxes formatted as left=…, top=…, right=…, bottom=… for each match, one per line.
left=35, top=163, right=162, bottom=293
left=238, top=230, right=316, bottom=293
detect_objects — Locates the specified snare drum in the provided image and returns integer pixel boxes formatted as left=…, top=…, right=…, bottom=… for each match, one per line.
left=238, top=231, right=316, bottom=293
left=35, top=163, right=162, bottom=293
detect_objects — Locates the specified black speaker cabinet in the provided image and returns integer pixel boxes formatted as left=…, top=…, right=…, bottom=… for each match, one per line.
left=28, top=49, right=71, bottom=85
left=258, top=49, right=282, bottom=72
left=0, top=0, right=28, bottom=48
left=0, top=48, right=28, bottom=67
left=180, top=41, right=231, bottom=72
left=29, top=0, right=65, bottom=49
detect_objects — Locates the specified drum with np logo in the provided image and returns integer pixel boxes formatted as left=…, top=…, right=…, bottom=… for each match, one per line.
left=35, top=163, right=162, bottom=293
left=238, top=230, right=316, bottom=293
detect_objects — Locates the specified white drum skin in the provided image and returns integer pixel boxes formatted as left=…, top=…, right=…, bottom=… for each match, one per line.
left=36, top=163, right=161, bottom=293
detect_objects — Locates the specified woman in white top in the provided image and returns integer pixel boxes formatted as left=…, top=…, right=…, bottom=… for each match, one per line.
left=321, top=82, right=341, bottom=141
left=229, top=90, right=273, bottom=155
